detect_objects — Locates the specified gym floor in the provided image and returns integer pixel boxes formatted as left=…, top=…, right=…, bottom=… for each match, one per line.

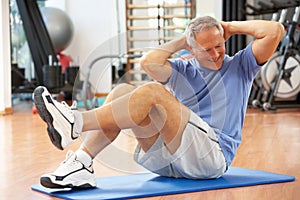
left=0, top=100, right=300, bottom=200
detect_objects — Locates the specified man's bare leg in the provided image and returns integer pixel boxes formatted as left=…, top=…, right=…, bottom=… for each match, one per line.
left=80, top=83, right=136, bottom=158
left=35, top=82, right=190, bottom=189
left=81, top=82, right=190, bottom=154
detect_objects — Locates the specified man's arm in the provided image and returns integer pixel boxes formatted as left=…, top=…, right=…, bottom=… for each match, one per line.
left=221, top=20, right=285, bottom=65
left=140, top=36, right=188, bottom=83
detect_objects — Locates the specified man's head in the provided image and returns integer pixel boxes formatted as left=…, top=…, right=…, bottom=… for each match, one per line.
left=186, top=16, right=225, bottom=70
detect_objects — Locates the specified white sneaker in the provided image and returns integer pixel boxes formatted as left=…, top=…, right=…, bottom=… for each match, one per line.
left=40, top=151, right=96, bottom=189
left=33, top=86, right=80, bottom=150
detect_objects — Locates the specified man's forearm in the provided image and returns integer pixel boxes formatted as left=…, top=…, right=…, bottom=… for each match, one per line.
left=140, top=36, right=187, bottom=82
left=224, top=20, right=283, bottom=39
left=143, top=36, right=186, bottom=66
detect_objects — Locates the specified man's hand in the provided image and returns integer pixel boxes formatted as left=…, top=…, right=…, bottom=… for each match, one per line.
left=182, top=34, right=193, bottom=52
left=220, top=21, right=232, bottom=41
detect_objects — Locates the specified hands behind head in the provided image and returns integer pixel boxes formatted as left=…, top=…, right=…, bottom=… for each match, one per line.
left=220, top=21, right=232, bottom=41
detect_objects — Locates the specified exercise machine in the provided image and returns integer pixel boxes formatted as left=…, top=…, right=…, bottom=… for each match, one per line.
left=76, top=53, right=142, bottom=110
left=15, top=0, right=58, bottom=91
left=244, top=0, right=300, bottom=111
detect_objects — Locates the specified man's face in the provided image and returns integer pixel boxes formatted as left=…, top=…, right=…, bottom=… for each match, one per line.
left=191, top=27, right=225, bottom=70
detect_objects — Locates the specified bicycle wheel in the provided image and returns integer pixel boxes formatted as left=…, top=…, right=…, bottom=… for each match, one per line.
left=261, top=52, right=300, bottom=98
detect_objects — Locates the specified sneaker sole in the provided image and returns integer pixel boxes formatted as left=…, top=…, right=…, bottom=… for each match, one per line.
left=33, top=86, right=64, bottom=150
left=40, top=176, right=96, bottom=189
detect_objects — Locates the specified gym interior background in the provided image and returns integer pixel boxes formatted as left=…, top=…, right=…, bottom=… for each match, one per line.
left=0, top=0, right=300, bottom=199
left=2, top=0, right=300, bottom=113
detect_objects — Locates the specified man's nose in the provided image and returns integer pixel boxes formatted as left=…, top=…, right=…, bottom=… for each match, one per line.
left=210, top=48, right=219, bottom=59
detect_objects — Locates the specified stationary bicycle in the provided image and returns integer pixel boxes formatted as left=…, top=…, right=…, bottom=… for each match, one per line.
left=244, top=0, right=300, bottom=111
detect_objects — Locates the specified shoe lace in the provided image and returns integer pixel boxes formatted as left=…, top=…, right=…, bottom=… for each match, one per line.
left=60, top=101, right=77, bottom=115
left=61, top=150, right=76, bottom=165
left=55, top=151, right=86, bottom=174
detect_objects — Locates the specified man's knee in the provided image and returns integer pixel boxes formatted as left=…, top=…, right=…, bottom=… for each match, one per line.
left=105, top=83, right=136, bottom=104
left=110, top=83, right=136, bottom=97
left=138, top=82, right=169, bottom=98
left=114, top=83, right=136, bottom=92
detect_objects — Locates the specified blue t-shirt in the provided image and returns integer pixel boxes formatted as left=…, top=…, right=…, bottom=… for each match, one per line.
left=167, top=43, right=261, bottom=166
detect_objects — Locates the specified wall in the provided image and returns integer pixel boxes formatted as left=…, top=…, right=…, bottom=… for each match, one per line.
left=196, top=0, right=222, bottom=19
left=0, top=0, right=12, bottom=114
left=67, top=0, right=125, bottom=93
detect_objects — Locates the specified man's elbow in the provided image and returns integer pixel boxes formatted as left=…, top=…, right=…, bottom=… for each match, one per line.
left=273, top=22, right=285, bottom=44
left=139, top=55, right=157, bottom=77
left=139, top=55, right=148, bottom=70
left=139, top=54, right=163, bottom=72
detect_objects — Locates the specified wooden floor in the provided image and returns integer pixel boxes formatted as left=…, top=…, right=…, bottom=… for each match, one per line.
left=1, top=100, right=300, bottom=200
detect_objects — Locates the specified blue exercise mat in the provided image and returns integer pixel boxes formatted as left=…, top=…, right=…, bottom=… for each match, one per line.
left=31, top=167, right=295, bottom=200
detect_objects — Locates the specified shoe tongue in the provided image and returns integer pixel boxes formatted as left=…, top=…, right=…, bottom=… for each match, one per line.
left=71, top=101, right=77, bottom=110
left=75, top=150, right=92, bottom=167
left=64, top=150, right=75, bottom=160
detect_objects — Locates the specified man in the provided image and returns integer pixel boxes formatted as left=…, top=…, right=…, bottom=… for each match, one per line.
left=34, top=16, right=284, bottom=188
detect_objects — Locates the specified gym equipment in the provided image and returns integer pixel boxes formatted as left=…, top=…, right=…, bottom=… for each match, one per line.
left=15, top=1, right=75, bottom=95
left=42, top=65, right=63, bottom=89
left=261, top=52, right=300, bottom=99
left=244, top=0, right=300, bottom=111
left=243, top=0, right=300, bottom=15
left=31, top=167, right=294, bottom=200
left=11, top=63, right=25, bottom=90
left=40, top=7, right=74, bottom=53
left=16, top=0, right=58, bottom=87
left=77, top=53, right=142, bottom=110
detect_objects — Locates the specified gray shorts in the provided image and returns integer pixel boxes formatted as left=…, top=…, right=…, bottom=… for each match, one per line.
left=133, top=111, right=227, bottom=179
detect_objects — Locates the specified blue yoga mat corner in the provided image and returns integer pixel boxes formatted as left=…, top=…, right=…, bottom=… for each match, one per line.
left=31, top=167, right=295, bottom=200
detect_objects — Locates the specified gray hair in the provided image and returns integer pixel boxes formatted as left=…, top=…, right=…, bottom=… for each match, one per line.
left=185, top=16, right=224, bottom=48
